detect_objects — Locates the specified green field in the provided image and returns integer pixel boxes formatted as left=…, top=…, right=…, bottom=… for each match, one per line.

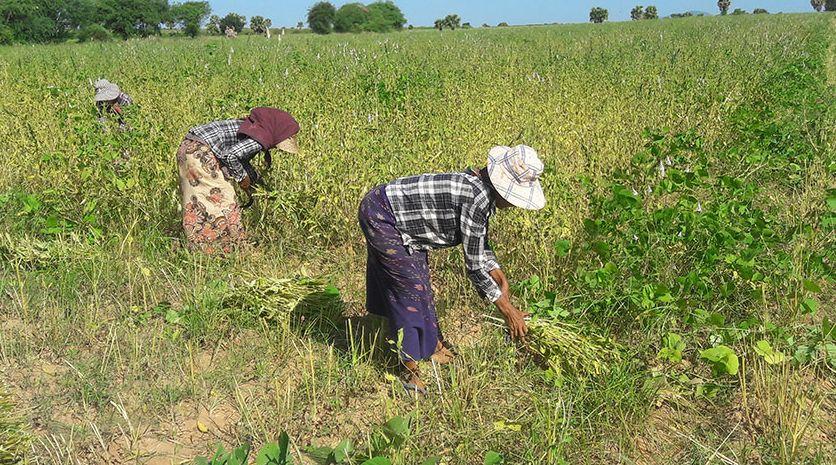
left=0, top=13, right=834, bottom=465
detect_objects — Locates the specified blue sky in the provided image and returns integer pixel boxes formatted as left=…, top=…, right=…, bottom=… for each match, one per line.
left=206, top=1, right=812, bottom=28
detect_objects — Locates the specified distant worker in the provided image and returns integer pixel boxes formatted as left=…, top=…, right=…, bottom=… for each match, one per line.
left=358, top=145, right=546, bottom=394
left=177, top=107, right=300, bottom=253
left=93, top=78, right=132, bottom=129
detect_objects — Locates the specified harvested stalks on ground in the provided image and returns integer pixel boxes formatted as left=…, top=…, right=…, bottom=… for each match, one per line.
left=0, top=385, right=29, bottom=465
left=487, top=316, right=620, bottom=378
left=222, top=276, right=341, bottom=325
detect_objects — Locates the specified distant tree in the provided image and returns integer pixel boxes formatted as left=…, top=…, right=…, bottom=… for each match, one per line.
left=77, top=24, right=112, bottom=42
left=826, top=0, right=836, bottom=11
left=811, top=0, right=825, bottom=11
left=462, top=22, right=472, bottom=28
left=297, top=21, right=304, bottom=29
left=752, top=8, right=768, bottom=13
left=308, top=1, right=336, bottom=33
left=365, top=1, right=406, bottom=31
left=250, top=15, right=272, bottom=34
left=497, top=22, right=509, bottom=27
left=102, top=0, right=169, bottom=39
left=717, top=0, right=731, bottom=15
left=334, top=3, right=369, bottom=33
left=206, top=14, right=221, bottom=34
left=434, top=19, right=444, bottom=31
left=442, top=14, right=461, bottom=30
left=731, top=8, right=746, bottom=14
left=631, top=5, right=644, bottom=20
left=589, top=7, right=608, bottom=23
left=219, top=12, right=246, bottom=33
left=644, top=5, right=658, bottom=19
left=171, top=2, right=210, bottom=37
left=482, top=23, right=491, bottom=28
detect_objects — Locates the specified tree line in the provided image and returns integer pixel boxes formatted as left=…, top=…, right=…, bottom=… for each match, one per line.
left=0, top=0, right=212, bottom=44
left=590, top=1, right=834, bottom=23
left=3, top=0, right=834, bottom=44
left=307, top=1, right=406, bottom=34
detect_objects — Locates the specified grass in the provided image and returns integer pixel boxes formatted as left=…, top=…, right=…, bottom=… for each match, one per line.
left=0, top=13, right=834, bottom=465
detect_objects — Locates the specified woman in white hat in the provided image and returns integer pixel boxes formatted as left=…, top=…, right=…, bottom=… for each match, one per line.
left=93, top=79, right=132, bottom=128
left=358, top=145, right=546, bottom=394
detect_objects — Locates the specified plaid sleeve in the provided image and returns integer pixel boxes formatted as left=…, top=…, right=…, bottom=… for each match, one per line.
left=460, top=198, right=502, bottom=302
left=116, top=93, right=132, bottom=106
left=217, top=137, right=262, bottom=182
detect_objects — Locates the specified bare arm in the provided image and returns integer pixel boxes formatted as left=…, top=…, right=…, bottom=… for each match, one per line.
left=489, top=268, right=528, bottom=339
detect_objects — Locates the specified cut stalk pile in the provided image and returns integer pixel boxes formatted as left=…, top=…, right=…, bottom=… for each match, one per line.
left=221, top=276, right=341, bottom=325
left=0, top=385, right=29, bottom=465
left=487, top=316, right=620, bottom=378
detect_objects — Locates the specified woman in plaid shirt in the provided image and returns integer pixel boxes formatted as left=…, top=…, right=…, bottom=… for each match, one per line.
left=359, top=145, right=546, bottom=394
left=176, top=108, right=300, bottom=253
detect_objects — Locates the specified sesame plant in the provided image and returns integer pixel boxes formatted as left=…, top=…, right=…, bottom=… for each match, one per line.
left=0, top=13, right=832, bottom=465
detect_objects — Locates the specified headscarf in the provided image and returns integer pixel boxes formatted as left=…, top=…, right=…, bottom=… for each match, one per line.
left=237, top=107, right=300, bottom=153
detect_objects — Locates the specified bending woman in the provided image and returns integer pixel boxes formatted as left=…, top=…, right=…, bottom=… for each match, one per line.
left=177, top=107, right=300, bottom=253
left=93, top=79, right=132, bottom=128
left=358, top=145, right=546, bottom=393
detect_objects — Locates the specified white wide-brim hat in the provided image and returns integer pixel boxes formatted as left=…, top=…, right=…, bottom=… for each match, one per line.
left=93, top=79, right=120, bottom=102
left=487, top=145, right=546, bottom=210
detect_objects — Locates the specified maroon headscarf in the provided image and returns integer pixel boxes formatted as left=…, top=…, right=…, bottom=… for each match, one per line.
left=238, top=107, right=300, bottom=150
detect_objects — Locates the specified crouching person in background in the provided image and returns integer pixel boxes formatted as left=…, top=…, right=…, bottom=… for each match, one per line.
left=358, top=145, right=546, bottom=395
left=177, top=107, right=300, bottom=254
left=93, top=78, right=132, bottom=130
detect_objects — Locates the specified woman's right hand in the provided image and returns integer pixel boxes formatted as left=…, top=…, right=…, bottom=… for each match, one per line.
left=239, top=175, right=252, bottom=192
left=494, top=295, right=528, bottom=340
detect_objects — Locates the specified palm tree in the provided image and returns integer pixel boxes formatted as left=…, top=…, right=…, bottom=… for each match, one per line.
left=811, top=0, right=825, bottom=11
left=717, top=0, right=731, bottom=15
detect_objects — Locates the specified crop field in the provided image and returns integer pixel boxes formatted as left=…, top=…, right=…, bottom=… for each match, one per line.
left=0, top=12, right=834, bottom=465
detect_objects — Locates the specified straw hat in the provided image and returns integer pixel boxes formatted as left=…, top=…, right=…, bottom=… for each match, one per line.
left=93, top=79, right=120, bottom=102
left=487, top=145, right=546, bottom=210
left=276, top=135, right=300, bottom=154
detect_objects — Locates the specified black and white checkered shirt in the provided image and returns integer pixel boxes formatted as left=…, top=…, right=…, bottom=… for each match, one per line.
left=386, top=170, right=502, bottom=302
left=187, top=119, right=263, bottom=182
left=116, top=93, right=132, bottom=106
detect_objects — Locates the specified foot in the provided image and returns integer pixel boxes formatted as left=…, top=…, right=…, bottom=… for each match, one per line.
left=430, top=340, right=455, bottom=364
left=401, top=362, right=427, bottom=396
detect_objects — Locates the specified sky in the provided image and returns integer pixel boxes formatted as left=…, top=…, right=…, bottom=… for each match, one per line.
left=206, top=1, right=813, bottom=28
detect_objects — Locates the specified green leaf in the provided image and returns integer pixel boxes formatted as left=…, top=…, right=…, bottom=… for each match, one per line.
left=657, top=332, right=685, bottom=363
left=753, top=340, right=786, bottom=365
left=229, top=445, right=251, bottom=465
left=801, top=298, right=818, bottom=315
left=823, top=317, right=833, bottom=341
left=360, top=458, right=391, bottom=465
left=332, top=439, right=353, bottom=463
left=555, top=239, right=571, bottom=257
left=826, top=195, right=836, bottom=212
left=802, top=279, right=821, bottom=293
left=699, top=345, right=739, bottom=376
left=193, top=457, right=210, bottom=465
left=381, top=416, right=411, bottom=445
left=256, top=443, right=281, bottom=465
left=484, top=451, right=504, bottom=465
left=420, top=457, right=442, bottom=465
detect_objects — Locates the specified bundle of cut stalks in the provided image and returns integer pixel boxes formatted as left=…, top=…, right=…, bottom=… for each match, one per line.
left=0, top=385, right=29, bottom=465
left=486, top=315, right=620, bottom=378
left=222, top=276, right=340, bottom=325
